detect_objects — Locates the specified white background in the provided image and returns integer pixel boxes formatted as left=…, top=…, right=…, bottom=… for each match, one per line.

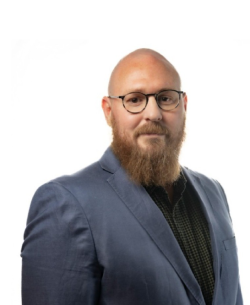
left=1, top=0, right=250, bottom=304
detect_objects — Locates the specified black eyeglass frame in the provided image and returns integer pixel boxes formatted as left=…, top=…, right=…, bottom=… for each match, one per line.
left=108, top=89, right=184, bottom=114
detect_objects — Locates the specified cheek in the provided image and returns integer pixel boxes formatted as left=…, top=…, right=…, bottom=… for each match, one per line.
left=162, top=112, right=185, bottom=133
left=114, top=113, right=141, bottom=135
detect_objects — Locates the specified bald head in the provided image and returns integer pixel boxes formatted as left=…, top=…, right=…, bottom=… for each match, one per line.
left=108, top=48, right=181, bottom=96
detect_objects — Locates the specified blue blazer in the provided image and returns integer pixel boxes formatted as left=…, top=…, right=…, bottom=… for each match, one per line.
left=21, top=148, right=243, bottom=305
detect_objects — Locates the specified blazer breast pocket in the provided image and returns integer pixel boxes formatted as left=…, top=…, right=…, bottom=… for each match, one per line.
left=223, top=236, right=236, bottom=250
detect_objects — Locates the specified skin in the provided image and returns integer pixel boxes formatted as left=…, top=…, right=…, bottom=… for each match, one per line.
left=102, top=49, right=188, bottom=152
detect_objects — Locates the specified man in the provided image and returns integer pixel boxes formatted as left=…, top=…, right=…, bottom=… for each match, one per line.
left=21, top=49, right=243, bottom=305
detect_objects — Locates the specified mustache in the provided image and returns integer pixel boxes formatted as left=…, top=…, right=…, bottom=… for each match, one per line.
left=134, top=122, right=169, bottom=138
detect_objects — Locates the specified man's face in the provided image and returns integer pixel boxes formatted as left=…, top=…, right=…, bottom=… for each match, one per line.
left=103, top=54, right=187, bottom=154
left=102, top=52, right=187, bottom=185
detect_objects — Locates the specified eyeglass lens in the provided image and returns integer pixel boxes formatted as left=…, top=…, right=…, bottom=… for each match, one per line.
left=123, top=91, right=180, bottom=113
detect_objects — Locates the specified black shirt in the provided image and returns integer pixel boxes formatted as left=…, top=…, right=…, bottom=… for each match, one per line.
left=145, top=172, right=214, bottom=305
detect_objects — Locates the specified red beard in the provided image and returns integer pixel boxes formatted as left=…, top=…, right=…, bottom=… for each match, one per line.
left=111, top=116, right=186, bottom=186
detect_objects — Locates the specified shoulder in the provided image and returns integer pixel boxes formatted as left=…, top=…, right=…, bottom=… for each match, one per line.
left=47, top=147, right=118, bottom=194
left=183, top=166, right=222, bottom=187
left=41, top=160, right=109, bottom=201
left=27, top=161, right=106, bottom=223
left=30, top=150, right=119, bottom=215
left=52, top=160, right=107, bottom=190
left=182, top=166, right=227, bottom=201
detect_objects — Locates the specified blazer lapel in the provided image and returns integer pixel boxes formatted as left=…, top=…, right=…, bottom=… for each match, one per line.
left=183, top=168, right=221, bottom=304
left=107, top=163, right=205, bottom=305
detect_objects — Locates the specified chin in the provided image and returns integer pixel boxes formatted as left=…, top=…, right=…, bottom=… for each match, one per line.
left=140, top=135, right=165, bottom=144
left=137, top=139, right=153, bottom=150
left=137, top=139, right=165, bottom=153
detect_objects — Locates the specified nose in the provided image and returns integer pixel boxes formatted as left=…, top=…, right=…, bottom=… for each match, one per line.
left=143, top=96, right=162, bottom=121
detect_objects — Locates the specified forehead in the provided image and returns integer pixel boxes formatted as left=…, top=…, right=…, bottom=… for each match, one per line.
left=109, top=54, right=180, bottom=95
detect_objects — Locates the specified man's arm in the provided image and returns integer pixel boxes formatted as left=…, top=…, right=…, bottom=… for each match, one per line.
left=236, top=281, right=244, bottom=304
left=21, top=182, right=102, bottom=305
left=215, top=180, right=244, bottom=304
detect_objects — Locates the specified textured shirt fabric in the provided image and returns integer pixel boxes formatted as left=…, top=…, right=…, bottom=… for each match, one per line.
left=145, top=172, right=215, bottom=305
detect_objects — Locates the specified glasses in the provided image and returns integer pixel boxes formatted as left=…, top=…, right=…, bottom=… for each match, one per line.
left=108, top=89, right=184, bottom=114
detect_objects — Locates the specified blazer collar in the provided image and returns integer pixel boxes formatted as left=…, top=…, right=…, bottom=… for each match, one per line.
left=100, top=149, right=205, bottom=304
left=182, top=167, right=221, bottom=303
left=99, top=147, right=120, bottom=174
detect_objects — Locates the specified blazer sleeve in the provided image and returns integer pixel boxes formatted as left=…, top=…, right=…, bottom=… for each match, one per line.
left=21, top=182, right=102, bottom=305
left=215, top=180, right=244, bottom=304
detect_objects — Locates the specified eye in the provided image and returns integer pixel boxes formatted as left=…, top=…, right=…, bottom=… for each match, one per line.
left=129, top=97, right=140, bottom=103
left=161, top=96, right=170, bottom=102
left=125, top=93, right=145, bottom=105
left=158, top=95, right=173, bottom=104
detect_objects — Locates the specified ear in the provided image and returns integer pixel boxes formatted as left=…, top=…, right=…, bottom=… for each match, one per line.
left=102, top=96, right=112, bottom=126
left=183, top=92, right=188, bottom=111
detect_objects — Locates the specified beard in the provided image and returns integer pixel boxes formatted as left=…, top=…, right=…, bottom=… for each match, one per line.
left=111, top=116, right=186, bottom=187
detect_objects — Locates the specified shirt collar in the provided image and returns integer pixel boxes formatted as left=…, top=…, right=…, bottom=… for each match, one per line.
left=144, top=169, right=187, bottom=207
